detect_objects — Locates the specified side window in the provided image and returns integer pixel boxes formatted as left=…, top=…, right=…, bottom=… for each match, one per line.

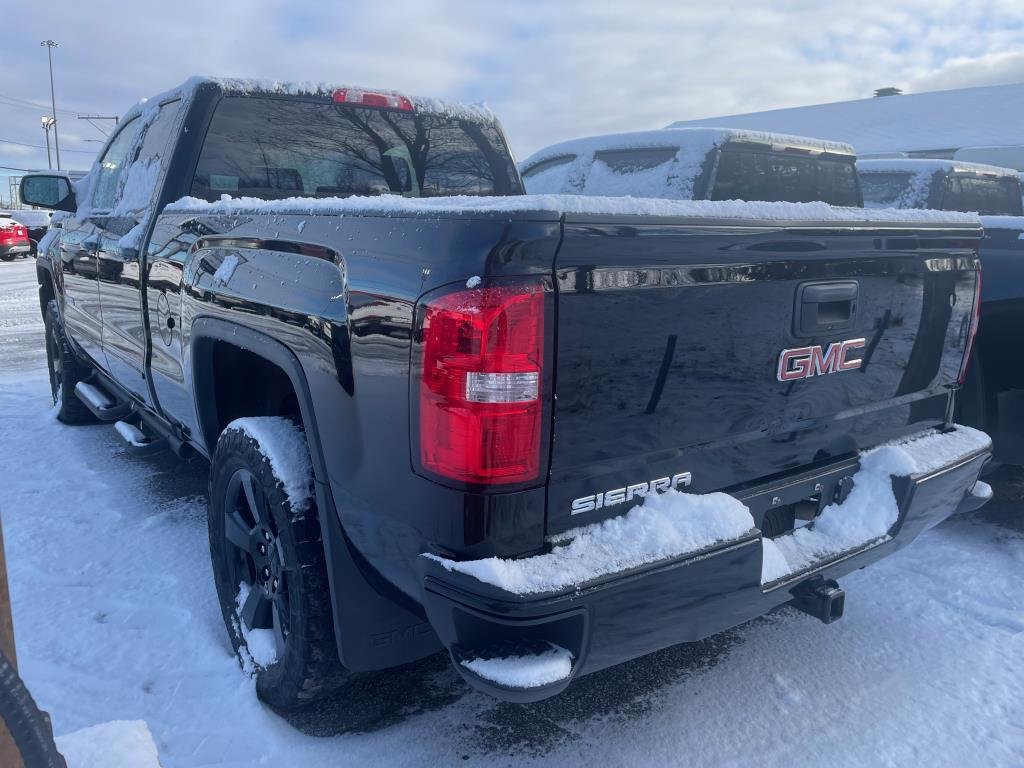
left=91, top=118, right=141, bottom=211
left=116, top=99, right=183, bottom=215
left=521, top=155, right=576, bottom=194
left=584, top=148, right=678, bottom=198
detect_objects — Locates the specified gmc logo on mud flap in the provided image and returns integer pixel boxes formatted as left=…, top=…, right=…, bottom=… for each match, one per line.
left=777, top=338, right=866, bottom=382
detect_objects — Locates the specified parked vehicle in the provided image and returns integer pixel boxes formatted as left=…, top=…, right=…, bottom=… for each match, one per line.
left=0, top=214, right=30, bottom=261
left=21, top=77, right=991, bottom=718
left=519, top=128, right=862, bottom=206
left=2, top=210, right=53, bottom=255
left=858, top=158, right=1024, bottom=463
left=858, top=158, right=1022, bottom=215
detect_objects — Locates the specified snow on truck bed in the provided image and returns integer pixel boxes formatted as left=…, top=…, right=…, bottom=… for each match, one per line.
left=427, top=426, right=991, bottom=595
left=166, top=192, right=981, bottom=225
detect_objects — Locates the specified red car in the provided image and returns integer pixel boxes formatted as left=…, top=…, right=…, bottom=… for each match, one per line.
left=0, top=215, right=31, bottom=260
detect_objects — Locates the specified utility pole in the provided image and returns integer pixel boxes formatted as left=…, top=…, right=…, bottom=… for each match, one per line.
left=40, top=40, right=60, bottom=170
left=41, top=116, right=54, bottom=169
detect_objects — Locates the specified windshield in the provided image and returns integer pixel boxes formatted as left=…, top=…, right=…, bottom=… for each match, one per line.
left=941, top=175, right=1023, bottom=216
left=191, top=96, right=523, bottom=201
left=709, top=146, right=861, bottom=207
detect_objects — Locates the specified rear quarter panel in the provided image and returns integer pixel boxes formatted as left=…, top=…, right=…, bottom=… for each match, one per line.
left=151, top=211, right=562, bottom=599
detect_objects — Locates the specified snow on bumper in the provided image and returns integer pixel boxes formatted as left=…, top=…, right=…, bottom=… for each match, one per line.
left=762, top=425, right=992, bottom=583
left=419, top=425, right=989, bottom=702
left=425, top=425, right=991, bottom=596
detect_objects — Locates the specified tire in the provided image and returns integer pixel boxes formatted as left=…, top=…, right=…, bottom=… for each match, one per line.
left=208, top=418, right=347, bottom=709
left=44, top=301, right=94, bottom=425
left=0, top=650, right=66, bottom=768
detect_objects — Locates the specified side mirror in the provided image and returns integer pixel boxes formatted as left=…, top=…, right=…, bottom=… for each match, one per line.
left=20, top=174, right=76, bottom=213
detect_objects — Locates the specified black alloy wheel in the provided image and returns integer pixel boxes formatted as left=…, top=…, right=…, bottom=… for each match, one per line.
left=222, top=467, right=290, bottom=660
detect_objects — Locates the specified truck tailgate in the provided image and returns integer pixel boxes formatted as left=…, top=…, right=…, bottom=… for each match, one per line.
left=547, top=217, right=981, bottom=534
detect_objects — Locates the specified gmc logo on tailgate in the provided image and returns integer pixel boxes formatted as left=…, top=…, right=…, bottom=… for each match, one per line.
left=777, top=338, right=866, bottom=382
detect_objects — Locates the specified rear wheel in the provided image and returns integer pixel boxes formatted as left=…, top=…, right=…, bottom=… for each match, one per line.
left=208, top=418, right=347, bottom=709
left=44, top=300, right=94, bottom=424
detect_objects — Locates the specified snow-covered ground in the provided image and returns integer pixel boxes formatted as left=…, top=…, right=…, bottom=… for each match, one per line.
left=0, top=259, right=1022, bottom=767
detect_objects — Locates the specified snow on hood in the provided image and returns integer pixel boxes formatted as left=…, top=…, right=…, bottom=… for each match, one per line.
left=166, top=192, right=981, bottom=226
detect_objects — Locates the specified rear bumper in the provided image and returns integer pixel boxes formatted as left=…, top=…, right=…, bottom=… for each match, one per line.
left=419, top=433, right=990, bottom=702
left=0, top=244, right=30, bottom=257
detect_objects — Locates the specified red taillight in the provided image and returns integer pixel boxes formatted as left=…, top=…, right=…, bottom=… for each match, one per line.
left=958, top=271, right=982, bottom=386
left=332, top=88, right=413, bottom=111
left=416, top=282, right=546, bottom=485
left=0, top=224, right=25, bottom=244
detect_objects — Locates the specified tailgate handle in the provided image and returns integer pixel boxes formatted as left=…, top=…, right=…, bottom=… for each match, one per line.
left=796, top=280, right=858, bottom=336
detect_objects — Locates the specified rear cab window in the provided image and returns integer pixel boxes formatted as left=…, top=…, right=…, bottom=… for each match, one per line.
left=191, top=96, right=522, bottom=201
left=941, top=174, right=1023, bottom=216
left=709, top=144, right=861, bottom=207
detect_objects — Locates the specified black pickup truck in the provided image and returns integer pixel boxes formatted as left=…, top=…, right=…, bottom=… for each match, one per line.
left=22, top=78, right=991, bottom=716
left=859, top=158, right=1024, bottom=464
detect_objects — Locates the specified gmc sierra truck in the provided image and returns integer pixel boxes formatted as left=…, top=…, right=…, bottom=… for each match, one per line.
left=520, top=127, right=862, bottom=206
left=22, top=78, right=991, bottom=718
left=858, top=158, right=1024, bottom=464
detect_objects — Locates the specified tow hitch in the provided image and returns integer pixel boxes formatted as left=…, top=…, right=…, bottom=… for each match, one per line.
left=790, top=578, right=845, bottom=624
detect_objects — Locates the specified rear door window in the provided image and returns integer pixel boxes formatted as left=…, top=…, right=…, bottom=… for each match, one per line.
left=521, top=155, right=576, bottom=194
left=860, top=172, right=918, bottom=207
left=582, top=147, right=678, bottom=198
left=191, top=96, right=522, bottom=201
left=710, top=147, right=861, bottom=207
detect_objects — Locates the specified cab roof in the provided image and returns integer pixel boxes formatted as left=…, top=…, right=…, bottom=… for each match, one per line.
left=857, top=158, right=1020, bottom=179
left=521, top=127, right=855, bottom=171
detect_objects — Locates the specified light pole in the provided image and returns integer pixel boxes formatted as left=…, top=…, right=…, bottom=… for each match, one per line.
left=40, top=40, right=60, bottom=171
left=40, top=116, right=54, bottom=169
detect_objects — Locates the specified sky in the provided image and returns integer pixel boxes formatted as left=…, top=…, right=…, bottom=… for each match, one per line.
left=2, top=0, right=1024, bottom=198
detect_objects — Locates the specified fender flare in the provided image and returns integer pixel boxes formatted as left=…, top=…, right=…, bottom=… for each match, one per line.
left=35, top=257, right=57, bottom=319
left=189, top=317, right=328, bottom=480
left=189, top=316, right=440, bottom=671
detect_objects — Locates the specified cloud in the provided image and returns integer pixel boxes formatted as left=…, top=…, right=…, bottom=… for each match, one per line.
left=909, top=51, right=1024, bottom=92
left=0, top=0, right=1023, bottom=174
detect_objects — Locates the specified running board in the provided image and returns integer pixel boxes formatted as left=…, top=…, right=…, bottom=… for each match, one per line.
left=74, top=381, right=133, bottom=421
left=114, top=420, right=168, bottom=457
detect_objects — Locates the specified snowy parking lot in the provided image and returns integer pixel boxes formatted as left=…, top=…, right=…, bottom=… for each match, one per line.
left=0, top=257, right=1022, bottom=767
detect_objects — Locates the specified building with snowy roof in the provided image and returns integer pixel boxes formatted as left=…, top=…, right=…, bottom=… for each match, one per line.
left=667, top=82, right=1024, bottom=171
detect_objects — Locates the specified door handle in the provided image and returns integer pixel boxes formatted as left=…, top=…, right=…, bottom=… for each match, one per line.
left=795, top=281, right=859, bottom=336
left=802, top=283, right=858, bottom=303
